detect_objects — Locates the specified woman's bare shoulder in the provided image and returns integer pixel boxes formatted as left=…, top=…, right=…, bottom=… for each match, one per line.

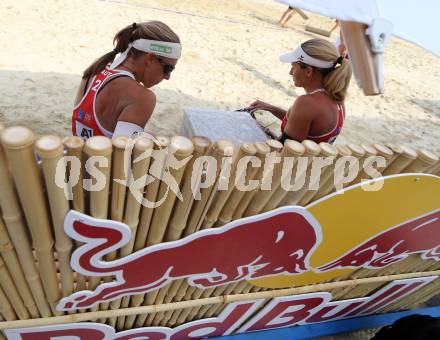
left=107, top=77, right=156, bottom=104
left=292, top=94, right=317, bottom=114
left=108, top=78, right=156, bottom=127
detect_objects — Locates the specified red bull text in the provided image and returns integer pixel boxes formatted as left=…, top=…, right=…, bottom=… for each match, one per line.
left=8, top=277, right=436, bottom=340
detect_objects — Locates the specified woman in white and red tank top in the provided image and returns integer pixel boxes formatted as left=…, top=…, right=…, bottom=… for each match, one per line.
left=73, top=21, right=181, bottom=139
left=248, top=38, right=352, bottom=144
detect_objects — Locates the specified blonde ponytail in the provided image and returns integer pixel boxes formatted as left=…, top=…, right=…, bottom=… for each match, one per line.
left=301, top=39, right=352, bottom=102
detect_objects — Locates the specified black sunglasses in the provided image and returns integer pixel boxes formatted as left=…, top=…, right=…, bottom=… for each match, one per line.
left=156, top=57, right=175, bottom=76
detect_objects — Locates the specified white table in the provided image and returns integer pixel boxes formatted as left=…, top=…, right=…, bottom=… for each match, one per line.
left=181, top=107, right=269, bottom=145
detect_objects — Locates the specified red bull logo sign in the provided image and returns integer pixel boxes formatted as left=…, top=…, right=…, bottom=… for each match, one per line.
left=57, top=206, right=322, bottom=310
left=7, top=277, right=437, bottom=339
left=56, top=174, right=440, bottom=310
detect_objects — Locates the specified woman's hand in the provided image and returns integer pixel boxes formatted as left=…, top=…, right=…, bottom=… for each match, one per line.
left=247, top=100, right=287, bottom=120
left=247, top=100, right=274, bottom=113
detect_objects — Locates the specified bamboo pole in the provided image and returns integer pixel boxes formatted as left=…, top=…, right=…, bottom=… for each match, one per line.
left=133, top=136, right=170, bottom=252
left=110, top=136, right=130, bottom=223
left=265, top=139, right=284, bottom=153
left=331, top=255, right=420, bottom=301
left=267, top=139, right=320, bottom=208
left=402, top=149, right=439, bottom=173
left=0, top=128, right=52, bottom=317
left=371, top=144, right=394, bottom=173
left=203, top=143, right=257, bottom=228
left=0, top=256, right=29, bottom=319
left=0, top=285, right=16, bottom=321
left=131, top=136, right=194, bottom=328
left=142, top=137, right=195, bottom=327
left=191, top=143, right=295, bottom=320
left=171, top=143, right=258, bottom=325
left=117, top=136, right=170, bottom=330
left=311, top=144, right=356, bottom=200
left=1, top=126, right=61, bottom=316
left=191, top=144, right=283, bottom=324
left=0, top=215, right=39, bottom=318
left=384, top=143, right=402, bottom=166
left=121, top=137, right=154, bottom=258
left=151, top=137, right=212, bottom=327
left=299, top=143, right=338, bottom=206
left=125, top=136, right=194, bottom=329
left=183, top=140, right=234, bottom=236
left=231, top=140, right=283, bottom=220
left=35, top=136, right=74, bottom=298
left=348, top=144, right=378, bottom=185
left=192, top=142, right=292, bottom=320
left=426, top=150, right=440, bottom=174
left=63, top=137, right=85, bottom=214
left=112, top=137, right=153, bottom=327
left=106, top=137, right=130, bottom=327
left=160, top=140, right=234, bottom=327
left=202, top=280, right=254, bottom=320
left=197, top=141, right=310, bottom=321
left=165, top=136, right=211, bottom=240
left=244, top=140, right=305, bottom=217
left=190, top=143, right=274, bottom=324
left=83, top=136, right=113, bottom=315
left=2, top=269, right=440, bottom=330
left=63, top=137, right=88, bottom=294
left=382, top=144, right=417, bottom=175
left=217, top=142, right=270, bottom=226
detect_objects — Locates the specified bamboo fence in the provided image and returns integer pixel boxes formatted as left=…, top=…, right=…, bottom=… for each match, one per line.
left=0, top=124, right=439, bottom=334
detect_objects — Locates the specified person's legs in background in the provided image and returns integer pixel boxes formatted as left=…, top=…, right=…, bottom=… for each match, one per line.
left=279, top=7, right=296, bottom=27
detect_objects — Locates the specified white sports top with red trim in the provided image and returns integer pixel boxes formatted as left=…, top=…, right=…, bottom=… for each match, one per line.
left=72, top=67, right=135, bottom=139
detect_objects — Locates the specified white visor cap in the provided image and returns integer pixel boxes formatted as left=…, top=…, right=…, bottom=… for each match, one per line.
left=279, top=46, right=334, bottom=69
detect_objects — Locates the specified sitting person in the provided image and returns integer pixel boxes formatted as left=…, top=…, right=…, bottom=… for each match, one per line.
left=248, top=38, right=352, bottom=144
left=72, top=21, right=181, bottom=139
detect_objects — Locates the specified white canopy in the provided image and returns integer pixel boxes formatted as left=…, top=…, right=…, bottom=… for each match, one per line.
left=277, top=0, right=440, bottom=57
left=275, top=0, right=440, bottom=95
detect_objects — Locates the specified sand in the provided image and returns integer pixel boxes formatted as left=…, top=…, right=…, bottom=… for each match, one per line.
left=1, top=0, right=439, bottom=338
left=1, top=0, right=440, bottom=151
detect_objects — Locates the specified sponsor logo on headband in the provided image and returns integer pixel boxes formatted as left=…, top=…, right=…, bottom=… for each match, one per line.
left=150, top=43, right=172, bottom=54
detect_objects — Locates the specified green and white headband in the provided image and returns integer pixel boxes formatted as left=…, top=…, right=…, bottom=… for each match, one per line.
left=109, top=39, right=182, bottom=69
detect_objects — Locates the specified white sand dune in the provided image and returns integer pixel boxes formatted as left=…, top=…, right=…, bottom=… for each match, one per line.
left=1, top=0, right=439, bottom=153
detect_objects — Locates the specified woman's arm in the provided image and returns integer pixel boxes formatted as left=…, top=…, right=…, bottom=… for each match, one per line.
left=247, top=100, right=287, bottom=120
left=282, top=96, right=314, bottom=142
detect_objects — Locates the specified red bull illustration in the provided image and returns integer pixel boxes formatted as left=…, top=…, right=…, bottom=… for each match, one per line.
left=317, top=209, right=440, bottom=271
left=250, top=174, right=440, bottom=288
left=57, top=206, right=322, bottom=311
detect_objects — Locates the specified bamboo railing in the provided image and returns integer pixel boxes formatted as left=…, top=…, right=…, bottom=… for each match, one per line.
left=0, top=124, right=439, bottom=334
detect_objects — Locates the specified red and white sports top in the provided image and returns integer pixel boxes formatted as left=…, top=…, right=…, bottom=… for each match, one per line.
left=280, top=89, right=345, bottom=144
left=72, top=67, right=135, bottom=139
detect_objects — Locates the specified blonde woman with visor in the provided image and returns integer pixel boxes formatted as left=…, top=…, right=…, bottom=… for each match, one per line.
left=73, top=21, right=181, bottom=139
left=248, top=38, right=352, bottom=144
